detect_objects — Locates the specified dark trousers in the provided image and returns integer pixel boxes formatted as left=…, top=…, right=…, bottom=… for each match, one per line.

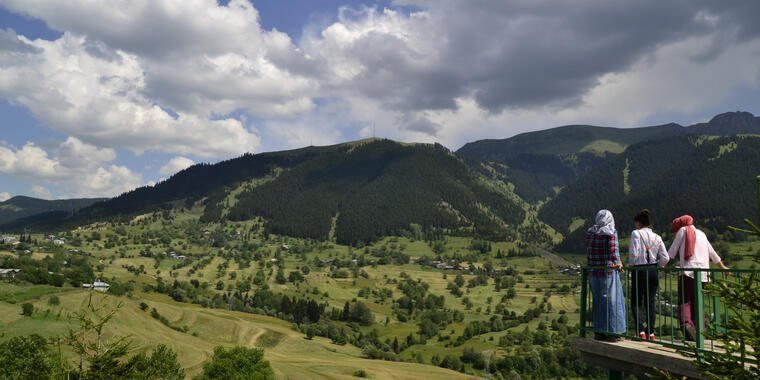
left=630, top=265, right=658, bottom=335
left=678, top=275, right=704, bottom=330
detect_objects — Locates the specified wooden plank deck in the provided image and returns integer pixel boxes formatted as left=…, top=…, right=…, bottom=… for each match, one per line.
left=571, top=337, right=709, bottom=379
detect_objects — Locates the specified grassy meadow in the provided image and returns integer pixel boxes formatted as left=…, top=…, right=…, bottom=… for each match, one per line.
left=0, top=204, right=587, bottom=379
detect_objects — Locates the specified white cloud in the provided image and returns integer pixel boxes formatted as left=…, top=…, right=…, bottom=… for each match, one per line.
left=159, top=156, right=195, bottom=175
left=0, top=192, right=10, bottom=202
left=0, top=32, right=262, bottom=157
left=30, top=185, right=52, bottom=199
left=0, top=0, right=759, bottom=163
left=0, top=137, right=142, bottom=198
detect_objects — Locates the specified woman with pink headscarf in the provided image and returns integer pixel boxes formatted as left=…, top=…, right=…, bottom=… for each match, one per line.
left=666, top=215, right=729, bottom=341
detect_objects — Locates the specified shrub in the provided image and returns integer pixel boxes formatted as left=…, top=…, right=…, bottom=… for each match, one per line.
left=195, top=346, right=274, bottom=380
left=0, top=334, right=55, bottom=379
left=47, top=295, right=60, bottom=306
left=21, top=303, right=33, bottom=316
left=353, top=369, right=369, bottom=377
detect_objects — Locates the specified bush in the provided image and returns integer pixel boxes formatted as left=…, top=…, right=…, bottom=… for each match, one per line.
left=21, top=303, right=33, bottom=317
left=47, top=295, right=60, bottom=306
left=0, top=334, right=56, bottom=379
left=353, top=369, right=369, bottom=377
left=194, top=346, right=274, bottom=380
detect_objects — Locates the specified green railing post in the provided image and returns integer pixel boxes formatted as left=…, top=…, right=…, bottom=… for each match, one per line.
left=580, top=268, right=588, bottom=337
left=694, top=269, right=704, bottom=355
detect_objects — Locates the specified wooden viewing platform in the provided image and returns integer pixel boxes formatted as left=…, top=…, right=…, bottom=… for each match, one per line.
left=572, top=337, right=709, bottom=379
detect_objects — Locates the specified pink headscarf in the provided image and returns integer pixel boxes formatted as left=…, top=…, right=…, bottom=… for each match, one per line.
left=671, top=215, right=696, bottom=259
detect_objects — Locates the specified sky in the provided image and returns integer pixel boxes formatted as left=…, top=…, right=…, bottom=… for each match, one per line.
left=1, top=1, right=759, bottom=201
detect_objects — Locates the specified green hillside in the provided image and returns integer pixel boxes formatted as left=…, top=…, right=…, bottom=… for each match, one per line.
left=546, top=136, right=760, bottom=253
left=226, top=140, right=525, bottom=244
left=457, top=111, right=760, bottom=204
left=538, top=136, right=696, bottom=234
left=9, top=139, right=527, bottom=247
left=0, top=200, right=597, bottom=379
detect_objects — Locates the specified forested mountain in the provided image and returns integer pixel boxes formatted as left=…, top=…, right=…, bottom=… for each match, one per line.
left=546, top=136, right=760, bottom=253
left=6, top=139, right=525, bottom=245
left=0, top=196, right=105, bottom=225
left=4, top=111, right=758, bottom=252
left=457, top=111, right=760, bottom=203
left=538, top=136, right=696, bottom=234
left=225, top=140, right=525, bottom=244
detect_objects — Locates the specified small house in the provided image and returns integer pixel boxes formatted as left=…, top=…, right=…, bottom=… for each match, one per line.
left=82, top=281, right=110, bottom=292
left=0, top=268, right=21, bottom=278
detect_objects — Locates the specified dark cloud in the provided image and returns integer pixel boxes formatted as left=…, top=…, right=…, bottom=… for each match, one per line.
left=0, top=28, right=38, bottom=53
left=319, top=0, right=760, bottom=115
left=397, top=114, right=441, bottom=135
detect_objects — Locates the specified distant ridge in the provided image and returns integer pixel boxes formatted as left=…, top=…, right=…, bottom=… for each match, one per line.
left=0, top=196, right=105, bottom=225
left=458, top=111, right=759, bottom=157
left=457, top=111, right=760, bottom=203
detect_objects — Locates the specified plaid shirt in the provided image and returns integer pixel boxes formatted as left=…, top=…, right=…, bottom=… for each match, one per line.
left=586, top=231, right=621, bottom=276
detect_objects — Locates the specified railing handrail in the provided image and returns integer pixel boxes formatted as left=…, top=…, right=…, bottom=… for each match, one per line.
left=581, top=265, right=756, bottom=273
left=578, top=265, right=757, bottom=363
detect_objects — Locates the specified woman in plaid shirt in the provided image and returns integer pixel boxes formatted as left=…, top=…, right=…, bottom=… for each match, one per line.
left=585, top=209, right=626, bottom=341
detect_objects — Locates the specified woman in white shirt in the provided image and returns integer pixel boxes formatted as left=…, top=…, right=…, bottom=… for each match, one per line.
left=667, top=215, right=729, bottom=341
left=628, top=210, right=668, bottom=341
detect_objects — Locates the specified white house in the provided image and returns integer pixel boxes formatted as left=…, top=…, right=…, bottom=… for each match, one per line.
left=176, top=255, right=186, bottom=260
left=53, top=239, right=65, bottom=245
left=0, top=268, right=21, bottom=278
left=281, top=244, right=290, bottom=251
left=82, top=281, right=110, bottom=292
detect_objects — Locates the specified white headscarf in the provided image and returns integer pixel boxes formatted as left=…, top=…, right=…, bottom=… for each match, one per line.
left=588, top=209, right=616, bottom=237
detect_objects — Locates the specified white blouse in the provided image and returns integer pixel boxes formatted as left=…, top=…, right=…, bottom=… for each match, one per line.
left=667, top=226, right=722, bottom=282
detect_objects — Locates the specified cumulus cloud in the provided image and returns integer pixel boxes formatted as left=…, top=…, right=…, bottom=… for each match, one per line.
left=294, top=0, right=760, bottom=146
left=0, top=31, right=262, bottom=157
left=159, top=156, right=195, bottom=175
left=0, top=192, right=10, bottom=201
left=0, top=0, right=759, bottom=161
left=0, top=137, right=142, bottom=198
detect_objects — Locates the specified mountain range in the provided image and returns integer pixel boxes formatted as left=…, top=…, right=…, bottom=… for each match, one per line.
left=457, top=111, right=760, bottom=203
left=2, top=111, right=758, bottom=253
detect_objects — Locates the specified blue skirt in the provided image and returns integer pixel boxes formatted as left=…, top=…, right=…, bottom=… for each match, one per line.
left=589, top=271, right=626, bottom=334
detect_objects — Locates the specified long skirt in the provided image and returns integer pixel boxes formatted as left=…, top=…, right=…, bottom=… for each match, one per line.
left=590, top=271, right=627, bottom=334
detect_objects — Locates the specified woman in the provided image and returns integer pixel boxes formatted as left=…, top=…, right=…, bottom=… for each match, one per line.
left=586, top=210, right=626, bottom=341
left=667, top=215, right=729, bottom=341
left=628, top=209, right=668, bottom=341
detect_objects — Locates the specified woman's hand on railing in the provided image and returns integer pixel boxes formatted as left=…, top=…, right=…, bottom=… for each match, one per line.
left=614, top=263, right=624, bottom=273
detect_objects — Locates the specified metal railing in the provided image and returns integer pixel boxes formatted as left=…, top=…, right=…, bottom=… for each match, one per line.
left=579, top=265, right=757, bottom=361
